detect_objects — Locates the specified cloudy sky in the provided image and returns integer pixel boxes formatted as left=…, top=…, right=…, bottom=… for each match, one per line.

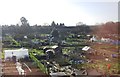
left=0, top=0, right=118, bottom=26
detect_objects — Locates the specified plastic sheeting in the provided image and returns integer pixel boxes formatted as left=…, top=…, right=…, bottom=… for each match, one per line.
left=82, top=46, right=90, bottom=51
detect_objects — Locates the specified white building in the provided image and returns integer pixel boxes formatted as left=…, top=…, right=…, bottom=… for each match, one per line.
left=4, top=48, right=29, bottom=60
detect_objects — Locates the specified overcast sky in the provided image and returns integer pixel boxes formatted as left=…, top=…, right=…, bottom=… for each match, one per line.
left=0, top=0, right=119, bottom=26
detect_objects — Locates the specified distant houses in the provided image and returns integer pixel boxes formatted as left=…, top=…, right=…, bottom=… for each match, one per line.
left=89, top=35, right=118, bottom=45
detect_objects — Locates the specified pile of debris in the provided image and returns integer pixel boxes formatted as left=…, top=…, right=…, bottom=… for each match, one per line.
left=16, top=62, right=25, bottom=75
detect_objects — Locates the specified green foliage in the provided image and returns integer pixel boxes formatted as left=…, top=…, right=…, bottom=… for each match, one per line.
left=7, top=35, right=21, bottom=46
left=31, top=49, right=45, bottom=55
left=62, top=47, right=74, bottom=54
left=75, top=63, right=87, bottom=69
left=54, top=57, right=70, bottom=66
left=29, top=52, right=47, bottom=74
left=1, top=52, right=4, bottom=59
left=12, top=38, right=20, bottom=46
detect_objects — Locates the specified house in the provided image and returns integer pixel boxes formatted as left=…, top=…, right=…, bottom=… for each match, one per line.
left=4, top=48, right=29, bottom=61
